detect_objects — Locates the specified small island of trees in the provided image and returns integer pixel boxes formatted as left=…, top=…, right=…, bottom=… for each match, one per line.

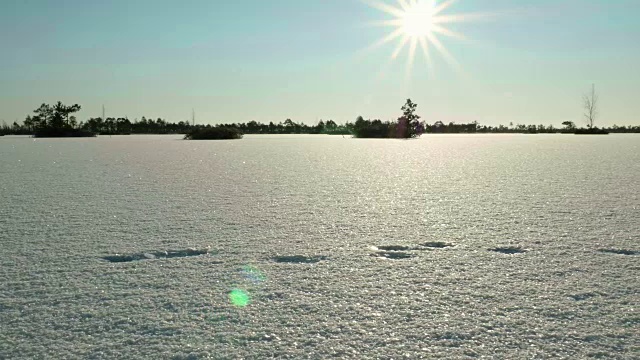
left=351, top=99, right=424, bottom=138
left=184, top=127, right=243, bottom=140
left=24, top=102, right=96, bottom=137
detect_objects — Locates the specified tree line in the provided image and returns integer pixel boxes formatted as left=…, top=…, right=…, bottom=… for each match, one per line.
left=2, top=100, right=639, bottom=137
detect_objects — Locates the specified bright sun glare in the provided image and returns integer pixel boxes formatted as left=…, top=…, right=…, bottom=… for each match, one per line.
left=364, top=0, right=487, bottom=75
left=401, top=3, right=435, bottom=37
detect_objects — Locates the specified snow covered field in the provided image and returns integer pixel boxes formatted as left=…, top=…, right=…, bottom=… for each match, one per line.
left=1, top=134, right=638, bottom=359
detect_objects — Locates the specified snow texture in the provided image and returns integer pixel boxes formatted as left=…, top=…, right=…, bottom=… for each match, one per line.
left=0, top=134, right=638, bottom=359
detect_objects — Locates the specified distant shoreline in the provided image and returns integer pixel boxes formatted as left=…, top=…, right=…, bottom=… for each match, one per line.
left=5, top=122, right=637, bottom=137
left=4, top=100, right=638, bottom=137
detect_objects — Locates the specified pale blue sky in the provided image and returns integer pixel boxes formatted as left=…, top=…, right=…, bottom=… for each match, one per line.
left=1, top=0, right=639, bottom=126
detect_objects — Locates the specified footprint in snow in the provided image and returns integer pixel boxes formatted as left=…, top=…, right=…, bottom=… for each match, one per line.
left=102, top=248, right=211, bottom=263
left=370, top=251, right=416, bottom=260
left=489, top=246, right=528, bottom=255
left=598, top=248, right=638, bottom=256
left=273, top=255, right=328, bottom=264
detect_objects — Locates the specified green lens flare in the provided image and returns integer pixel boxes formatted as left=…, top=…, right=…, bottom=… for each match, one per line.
left=229, top=289, right=250, bottom=307
left=241, top=265, right=266, bottom=283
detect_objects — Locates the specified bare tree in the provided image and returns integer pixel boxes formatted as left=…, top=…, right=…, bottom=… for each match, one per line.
left=583, top=84, right=598, bottom=128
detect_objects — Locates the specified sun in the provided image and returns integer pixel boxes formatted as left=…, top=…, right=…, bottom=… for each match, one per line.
left=400, top=2, right=435, bottom=37
left=363, top=0, right=485, bottom=75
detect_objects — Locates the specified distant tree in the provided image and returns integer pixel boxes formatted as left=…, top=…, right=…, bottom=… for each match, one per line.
left=105, top=117, right=116, bottom=134
left=397, top=98, right=421, bottom=138
left=247, top=120, right=259, bottom=133
left=84, top=117, right=104, bottom=133
left=116, top=117, right=132, bottom=134
left=283, top=119, right=295, bottom=132
left=431, top=121, right=445, bottom=133
left=50, top=101, right=81, bottom=128
left=583, top=84, right=598, bottom=129
left=33, top=103, right=53, bottom=128
left=562, top=121, right=575, bottom=130
left=23, top=115, right=35, bottom=131
left=401, top=99, right=420, bottom=122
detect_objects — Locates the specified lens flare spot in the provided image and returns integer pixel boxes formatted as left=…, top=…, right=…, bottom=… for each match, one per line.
left=229, top=289, right=250, bottom=307
left=241, top=265, right=266, bottom=283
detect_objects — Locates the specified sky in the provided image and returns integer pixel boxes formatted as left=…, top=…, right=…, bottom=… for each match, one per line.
left=1, top=0, right=639, bottom=127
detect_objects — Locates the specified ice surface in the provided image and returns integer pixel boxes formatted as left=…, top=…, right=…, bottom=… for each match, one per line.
left=1, top=134, right=638, bottom=359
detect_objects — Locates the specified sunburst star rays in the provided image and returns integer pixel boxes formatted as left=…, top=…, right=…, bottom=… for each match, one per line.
left=361, top=0, right=491, bottom=77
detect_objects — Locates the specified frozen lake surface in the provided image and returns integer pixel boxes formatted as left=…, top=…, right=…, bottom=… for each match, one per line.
left=0, top=134, right=638, bottom=359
